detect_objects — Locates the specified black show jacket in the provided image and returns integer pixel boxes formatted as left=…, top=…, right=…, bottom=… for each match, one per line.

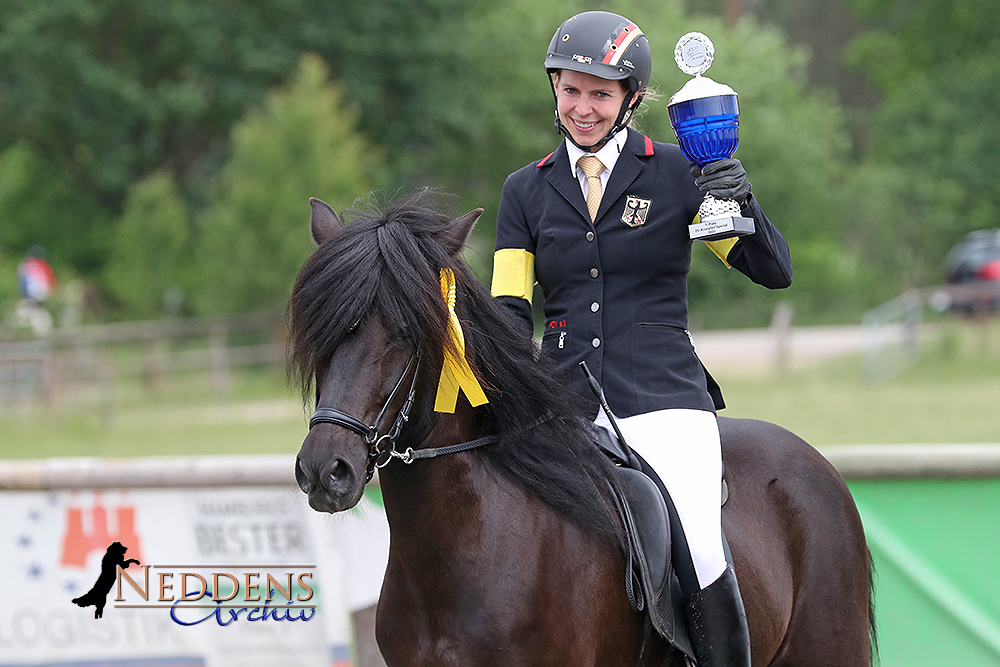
left=494, top=129, right=792, bottom=419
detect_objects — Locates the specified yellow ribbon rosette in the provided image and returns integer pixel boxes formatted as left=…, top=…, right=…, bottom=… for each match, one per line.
left=434, top=268, right=489, bottom=413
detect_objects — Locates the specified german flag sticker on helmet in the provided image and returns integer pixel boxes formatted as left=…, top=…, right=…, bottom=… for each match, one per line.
left=602, top=23, right=644, bottom=67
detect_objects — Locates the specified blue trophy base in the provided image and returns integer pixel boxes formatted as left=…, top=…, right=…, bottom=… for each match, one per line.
left=689, top=215, right=755, bottom=242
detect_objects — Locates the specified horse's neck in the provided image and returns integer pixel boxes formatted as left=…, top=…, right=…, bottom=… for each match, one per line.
left=379, top=401, right=555, bottom=567
left=373, top=409, right=638, bottom=667
left=377, top=404, right=510, bottom=559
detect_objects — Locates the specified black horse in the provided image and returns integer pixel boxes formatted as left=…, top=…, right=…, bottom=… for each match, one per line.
left=71, top=541, right=140, bottom=619
left=290, top=193, right=875, bottom=667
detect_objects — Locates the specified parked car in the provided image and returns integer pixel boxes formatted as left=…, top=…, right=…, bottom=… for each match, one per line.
left=941, top=229, right=1000, bottom=312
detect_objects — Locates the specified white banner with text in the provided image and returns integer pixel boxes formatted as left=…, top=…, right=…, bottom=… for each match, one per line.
left=1, top=485, right=389, bottom=667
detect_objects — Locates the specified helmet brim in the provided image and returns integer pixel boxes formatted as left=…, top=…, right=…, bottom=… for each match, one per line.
left=544, top=52, right=632, bottom=83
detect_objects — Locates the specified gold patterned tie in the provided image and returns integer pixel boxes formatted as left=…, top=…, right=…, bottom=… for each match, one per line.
left=577, top=155, right=605, bottom=222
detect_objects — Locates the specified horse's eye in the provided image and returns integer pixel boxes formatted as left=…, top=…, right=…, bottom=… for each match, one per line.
left=347, top=318, right=362, bottom=333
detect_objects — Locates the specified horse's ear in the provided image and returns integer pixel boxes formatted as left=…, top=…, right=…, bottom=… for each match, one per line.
left=440, top=208, right=483, bottom=256
left=310, top=197, right=342, bottom=245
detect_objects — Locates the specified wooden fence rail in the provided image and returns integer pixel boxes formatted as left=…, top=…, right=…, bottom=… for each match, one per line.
left=0, top=312, right=286, bottom=415
left=3, top=444, right=999, bottom=491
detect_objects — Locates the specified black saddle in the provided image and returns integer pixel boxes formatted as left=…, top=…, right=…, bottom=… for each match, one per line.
left=593, top=426, right=696, bottom=661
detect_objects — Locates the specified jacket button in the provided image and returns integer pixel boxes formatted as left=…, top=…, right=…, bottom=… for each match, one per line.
left=586, top=231, right=595, bottom=241
left=592, top=338, right=601, bottom=348
left=590, top=268, right=599, bottom=278
left=591, top=302, right=600, bottom=312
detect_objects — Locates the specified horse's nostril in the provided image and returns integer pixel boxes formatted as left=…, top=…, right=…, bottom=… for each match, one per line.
left=327, top=458, right=355, bottom=496
left=295, top=456, right=313, bottom=493
left=330, top=459, right=351, bottom=484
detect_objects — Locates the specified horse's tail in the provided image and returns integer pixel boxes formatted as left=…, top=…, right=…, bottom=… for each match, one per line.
left=868, top=548, right=879, bottom=666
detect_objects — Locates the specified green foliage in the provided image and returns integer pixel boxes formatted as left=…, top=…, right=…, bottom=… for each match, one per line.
left=0, top=143, right=110, bottom=272
left=2, top=0, right=991, bottom=326
left=845, top=0, right=995, bottom=95
left=0, top=0, right=329, bottom=197
left=193, top=55, right=383, bottom=315
left=0, top=247, right=21, bottom=315
left=870, top=58, right=1000, bottom=251
left=0, top=0, right=346, bottom=277
left=844, top=0, right=1000, bottom=284
left=103, top=172, right=193, bottom=318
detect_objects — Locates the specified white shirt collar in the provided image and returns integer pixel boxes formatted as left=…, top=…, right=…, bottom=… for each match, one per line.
left=566, top=128, right=629, bottom=177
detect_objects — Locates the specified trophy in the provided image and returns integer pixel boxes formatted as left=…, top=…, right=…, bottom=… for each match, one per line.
left=668, top=32, right=755, bottom=242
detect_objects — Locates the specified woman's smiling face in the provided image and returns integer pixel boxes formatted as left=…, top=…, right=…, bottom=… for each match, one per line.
left=553, top=69, right=630, bottom=150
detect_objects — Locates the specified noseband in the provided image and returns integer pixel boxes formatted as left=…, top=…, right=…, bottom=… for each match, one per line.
left=309, top=346, right=421, bottom=482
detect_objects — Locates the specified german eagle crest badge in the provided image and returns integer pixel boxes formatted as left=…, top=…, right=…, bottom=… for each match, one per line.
left=621, top=196, right=651, bottom=227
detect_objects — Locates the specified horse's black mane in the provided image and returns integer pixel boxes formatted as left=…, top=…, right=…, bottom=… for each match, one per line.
left=287, top=192, right=622, bottom=539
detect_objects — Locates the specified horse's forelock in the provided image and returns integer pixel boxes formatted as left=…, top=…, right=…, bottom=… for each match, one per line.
left=288, top=197, right=458, bottom=401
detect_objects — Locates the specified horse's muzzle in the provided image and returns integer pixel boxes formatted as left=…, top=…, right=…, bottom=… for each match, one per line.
left=295, top=451, right=363, bottom=513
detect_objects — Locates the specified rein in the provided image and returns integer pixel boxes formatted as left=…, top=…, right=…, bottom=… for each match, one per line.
left=388, top=411, right=554, bottom=465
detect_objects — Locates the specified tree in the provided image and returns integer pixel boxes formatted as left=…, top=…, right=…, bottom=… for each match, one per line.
left=0, top=0, right=878, bottom=324
left=843, top=0, right=1000, bottom=286
left=0, top=0, right=347, bottom=273
left=193, top=55, right=383, bottom=315
left=103, top=172, right=192, bottom=318
left=0, top=247, right=23, bottom=315
left=845, top=0, right=995, bottom=96
left=0, top=142, right=110, bottom=273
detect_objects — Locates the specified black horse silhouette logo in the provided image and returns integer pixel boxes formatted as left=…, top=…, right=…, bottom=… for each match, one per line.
left=71, top=541, right=140, bottom=619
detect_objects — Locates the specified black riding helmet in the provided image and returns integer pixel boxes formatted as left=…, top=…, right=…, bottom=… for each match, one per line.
left=545, top=11, right=652, bottom=151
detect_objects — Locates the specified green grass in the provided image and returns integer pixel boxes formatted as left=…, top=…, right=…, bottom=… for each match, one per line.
left=716, top=319, right=1000, bottom=446
left=0, top=365, right=309, bottom=459
left=2, top=320, right=998, bottom=460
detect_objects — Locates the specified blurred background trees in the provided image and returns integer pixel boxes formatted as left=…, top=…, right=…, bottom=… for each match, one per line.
left=0, top=0, right=995, bottom=325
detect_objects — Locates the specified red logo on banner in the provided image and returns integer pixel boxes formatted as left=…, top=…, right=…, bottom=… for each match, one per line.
left=61, top=493, right=143, bottom=568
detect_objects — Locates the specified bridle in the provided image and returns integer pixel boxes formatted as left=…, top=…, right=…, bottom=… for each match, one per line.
left=309, top=346, right=421, bottom=482
left=307, top=341, right=561, bottom=484
left=307, top=340, right=512, bottom=483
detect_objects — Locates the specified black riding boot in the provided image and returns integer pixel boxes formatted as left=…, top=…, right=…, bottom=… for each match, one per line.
left=684, top=565, right=751, bottom=667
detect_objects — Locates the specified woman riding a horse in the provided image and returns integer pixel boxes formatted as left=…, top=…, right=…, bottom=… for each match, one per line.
left=291, top=13, right=872, bottom=667
left=290, top=191, right=872, bottom=667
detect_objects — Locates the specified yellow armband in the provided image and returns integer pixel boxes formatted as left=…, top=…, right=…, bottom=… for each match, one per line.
left=490, top=248, right=535, bottom=303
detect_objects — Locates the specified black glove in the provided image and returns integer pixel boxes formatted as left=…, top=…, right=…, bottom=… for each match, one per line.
left=691, top=158, right=751, bottom=205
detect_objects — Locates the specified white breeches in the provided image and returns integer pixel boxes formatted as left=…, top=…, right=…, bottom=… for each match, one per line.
left=595, top=407, right=727, bottom=590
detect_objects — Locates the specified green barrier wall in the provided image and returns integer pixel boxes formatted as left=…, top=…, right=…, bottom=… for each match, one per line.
left=848, top=478, right=1000, bottom=666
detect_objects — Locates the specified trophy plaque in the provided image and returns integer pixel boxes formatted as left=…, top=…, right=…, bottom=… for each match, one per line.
left=668, top=32, right=755, bottom=242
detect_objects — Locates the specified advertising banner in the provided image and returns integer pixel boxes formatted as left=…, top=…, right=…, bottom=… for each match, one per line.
left=1, top=485, right=389, bottom=667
